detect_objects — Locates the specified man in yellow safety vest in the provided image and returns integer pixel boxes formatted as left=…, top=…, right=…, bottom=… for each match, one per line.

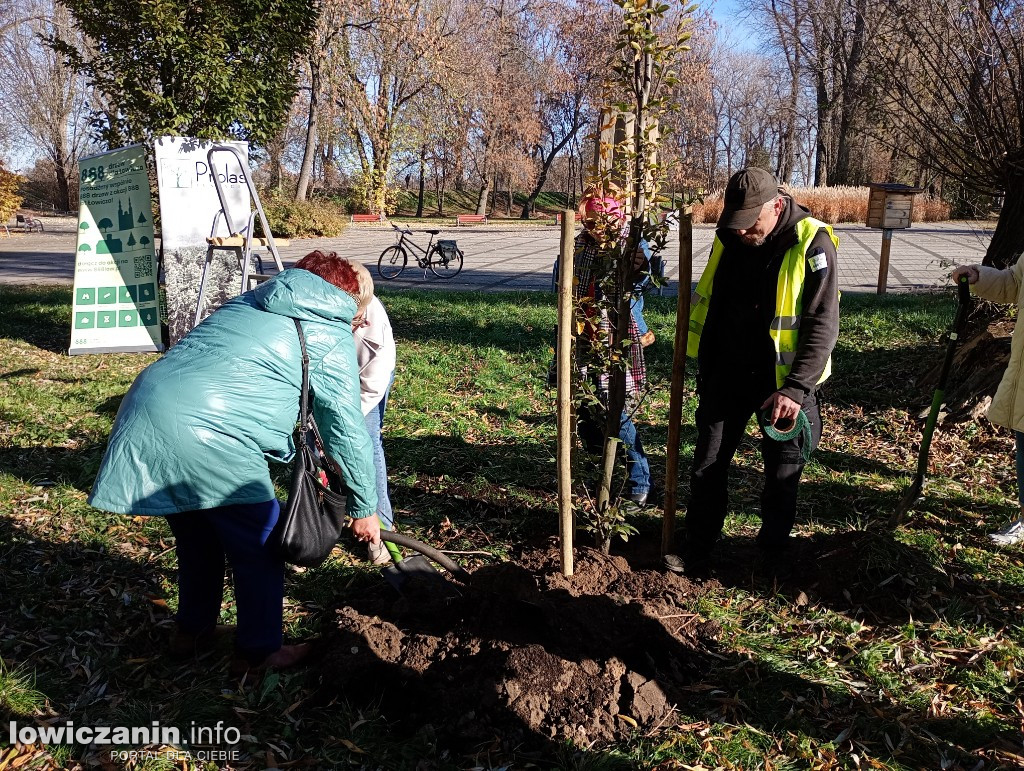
left=675, top=167, right=840, bottom=578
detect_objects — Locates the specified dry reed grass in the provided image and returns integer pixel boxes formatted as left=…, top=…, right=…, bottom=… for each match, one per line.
left=690, top=186, right=951, bottom=225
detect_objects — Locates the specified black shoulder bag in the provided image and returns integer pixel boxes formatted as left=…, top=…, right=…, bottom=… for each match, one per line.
left=271, top=319, right=349, bottom=567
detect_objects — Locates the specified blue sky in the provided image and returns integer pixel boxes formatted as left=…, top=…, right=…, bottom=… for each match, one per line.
left=711, top=0, right=759, bottom=53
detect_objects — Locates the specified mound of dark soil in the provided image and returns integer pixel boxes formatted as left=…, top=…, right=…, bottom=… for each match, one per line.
left=319, top=546, right=719, bottom=751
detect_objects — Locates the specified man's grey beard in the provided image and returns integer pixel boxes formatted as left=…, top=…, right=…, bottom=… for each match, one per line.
left=740, top=234, right=767, bottom=247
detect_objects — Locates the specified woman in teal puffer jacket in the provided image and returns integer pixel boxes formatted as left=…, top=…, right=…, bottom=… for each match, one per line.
left=89, top=251, right=379, bottom=671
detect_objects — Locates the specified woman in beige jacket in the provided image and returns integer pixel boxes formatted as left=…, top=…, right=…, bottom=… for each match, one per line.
left=953, top=262, right=1024, bottom=545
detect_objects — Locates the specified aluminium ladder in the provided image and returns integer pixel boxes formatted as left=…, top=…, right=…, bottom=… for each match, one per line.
left=193, top=144, right=289, bottom=327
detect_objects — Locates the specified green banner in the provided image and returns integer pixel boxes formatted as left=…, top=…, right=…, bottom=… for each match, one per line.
left=70, top=145, right=164, bottom=355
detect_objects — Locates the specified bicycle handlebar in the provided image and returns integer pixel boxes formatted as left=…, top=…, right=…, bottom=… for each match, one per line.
left=390, top=223, right=413, bottom=236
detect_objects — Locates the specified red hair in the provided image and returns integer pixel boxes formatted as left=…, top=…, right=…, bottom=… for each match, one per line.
left=294, top=250, right=374, bottom=309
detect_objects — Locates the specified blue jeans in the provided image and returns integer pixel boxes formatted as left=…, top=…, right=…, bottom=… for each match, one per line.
left=165, top=499, right=283, bottom=663
left=578, top=406, right=651, bottom=497
left=631, top=293, right=649, bottom=336
left=364, top=375, right=394, bottom=529
left=619, top=411, right=651, bottom=496
left=1016, top=432, right=1024, bottom=506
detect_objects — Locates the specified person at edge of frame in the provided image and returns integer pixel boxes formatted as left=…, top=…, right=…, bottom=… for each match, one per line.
left=951, top=261, right=1024, bottom=547
left=667, top=167, right=840, bottom=578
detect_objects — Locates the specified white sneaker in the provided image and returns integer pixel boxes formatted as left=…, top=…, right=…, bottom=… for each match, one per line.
left=367, top=540, right=392, bottom=565
left=988, top=518, right=1024, bottom=546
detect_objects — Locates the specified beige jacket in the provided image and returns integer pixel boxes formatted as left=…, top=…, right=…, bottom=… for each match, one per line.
left=353, top=296, right=396, bottom=416
left=973, top=262, right=1024, bottom=430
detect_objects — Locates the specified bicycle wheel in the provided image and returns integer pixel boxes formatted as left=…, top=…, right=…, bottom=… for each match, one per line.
left=377, top=245, right=408, bottom=279
left=429, top=245, right=464, bottom=279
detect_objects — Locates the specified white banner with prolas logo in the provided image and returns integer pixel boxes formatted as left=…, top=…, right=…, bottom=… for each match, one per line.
left=153, top=136, right=250, bottom=344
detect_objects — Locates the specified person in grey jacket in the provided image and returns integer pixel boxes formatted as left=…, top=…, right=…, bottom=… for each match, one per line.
left=89, top=251, right=378, bottom=670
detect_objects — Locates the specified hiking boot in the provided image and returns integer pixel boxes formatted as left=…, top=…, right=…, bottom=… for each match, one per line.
left=169, top=624, right=234, bottom=660
left=367, top=540, right=392, bottom=565
left=618, top=491, right=649, bottom=514
left=231, top=643, right=312, bottom=676
left=663, top=553, right=685, bottom=574
left=989, top=517, right=1024, bottom=546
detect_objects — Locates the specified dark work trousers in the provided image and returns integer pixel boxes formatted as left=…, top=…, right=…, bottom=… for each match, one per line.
left=165, top=499, right=284, bottom=664
left=685, top=383, right=822, bottom=558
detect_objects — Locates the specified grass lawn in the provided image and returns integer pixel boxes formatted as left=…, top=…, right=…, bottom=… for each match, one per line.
left=0, top=284, right=1022, bottom=770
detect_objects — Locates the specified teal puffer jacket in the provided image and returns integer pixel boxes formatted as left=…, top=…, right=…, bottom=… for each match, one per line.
left=88, top=269, right=378, bottom=518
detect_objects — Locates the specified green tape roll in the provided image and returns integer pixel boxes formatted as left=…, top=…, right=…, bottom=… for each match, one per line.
left=759, top=409, right=813, bottom=462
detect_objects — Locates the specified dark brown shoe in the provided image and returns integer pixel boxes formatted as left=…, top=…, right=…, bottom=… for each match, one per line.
left=230, top=643, right=312, bottom=676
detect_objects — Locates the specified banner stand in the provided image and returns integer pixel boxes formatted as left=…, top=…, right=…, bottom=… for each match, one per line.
left=69, top=145, right=163, bottom=355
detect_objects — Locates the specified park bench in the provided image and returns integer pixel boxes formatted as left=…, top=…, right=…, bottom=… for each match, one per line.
left=456, top=214, right=487, bottom=226
left=15, top=214, right=43, bottom=232
left=351, top=213, right=385, bottom=223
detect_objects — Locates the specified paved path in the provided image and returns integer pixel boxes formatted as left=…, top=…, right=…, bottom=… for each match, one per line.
left=0, top=215, right=996, bottom=294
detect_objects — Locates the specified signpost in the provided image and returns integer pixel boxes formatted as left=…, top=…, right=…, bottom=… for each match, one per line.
left=866, top=182, right=924, bottom=294
left=69, top=145, right=163, bottom=355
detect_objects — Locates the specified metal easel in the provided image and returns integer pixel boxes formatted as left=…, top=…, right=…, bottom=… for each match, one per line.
left=193, top=144, right=289, bottom=327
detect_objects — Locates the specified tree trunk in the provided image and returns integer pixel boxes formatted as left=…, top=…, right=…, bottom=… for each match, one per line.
left=415, top=146, right=426, bottom=218
left=371, top=163, right=389, bottom=215
left=295, top=64, right=319, bottom=203
left=985, top=175, right=1024, bottom=269
left=566, top=153, right=573, bottom=207
left=521, top=127, right=582, bottom=219
left=814, top=78, right=830, bottom=186
left=267, top=138, right=283, bottom=191
left=831, top=0, right=867, bottom=186
left=777, top=58, right=799, bottom=184
left=322, top=141, right=336, bottom=189
left=476, top=176, right=490, bottom=216
left=435, top=167, right=447, bottom=216
left=53, top=144, right=72, bottom=213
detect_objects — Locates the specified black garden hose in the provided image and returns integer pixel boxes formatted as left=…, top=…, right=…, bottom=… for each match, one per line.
left=379, top=530, right=473, bottom=584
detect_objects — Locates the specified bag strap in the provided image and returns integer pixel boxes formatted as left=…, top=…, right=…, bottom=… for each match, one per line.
left=292, top=319, right=340, bottom=478
left=293, top=318, right=311, bottom=429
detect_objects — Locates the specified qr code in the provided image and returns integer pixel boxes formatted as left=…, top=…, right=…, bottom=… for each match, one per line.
left=134, top=255, right=148, bottom=279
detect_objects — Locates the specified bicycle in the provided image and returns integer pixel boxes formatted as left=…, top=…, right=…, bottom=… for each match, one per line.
left=377, top=224, right=464, bottom=280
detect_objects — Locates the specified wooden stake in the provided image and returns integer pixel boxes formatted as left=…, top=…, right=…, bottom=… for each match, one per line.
left=557, top=209, right=576, bottom=576
left=662, top=208, right=693, bottom=556
left=877, top=228, right=893, bottom=294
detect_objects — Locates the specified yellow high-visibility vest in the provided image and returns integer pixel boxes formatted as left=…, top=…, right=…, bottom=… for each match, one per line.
left=686, top=217, right=839, bottom=388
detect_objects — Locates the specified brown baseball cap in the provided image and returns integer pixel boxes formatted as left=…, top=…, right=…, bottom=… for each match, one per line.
left=718, top=167, right=780, bottom=230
